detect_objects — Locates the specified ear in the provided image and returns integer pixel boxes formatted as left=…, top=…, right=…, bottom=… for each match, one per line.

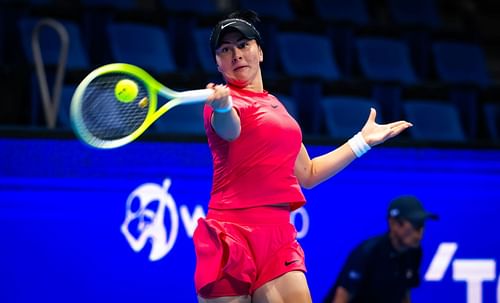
left=217, top=65, right=222, bottom=72
left=259, top=46, right=263, bottom=62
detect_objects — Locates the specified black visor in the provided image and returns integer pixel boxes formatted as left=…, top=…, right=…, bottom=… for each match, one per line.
left=210, top=18, right=261, bottom=54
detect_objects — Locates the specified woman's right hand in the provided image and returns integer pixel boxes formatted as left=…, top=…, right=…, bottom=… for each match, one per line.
left=206, top=83, right=232, bottom=112
left=206, top=83, right=241, bottom=141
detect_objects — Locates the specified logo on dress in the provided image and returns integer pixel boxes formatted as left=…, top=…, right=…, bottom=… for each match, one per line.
left=285, top=260, right=299, bottom=266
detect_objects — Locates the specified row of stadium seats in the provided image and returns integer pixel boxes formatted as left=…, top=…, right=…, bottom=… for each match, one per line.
left=55, top=86, right=498, bottom=145
left=12, top=16, right=490, bottom=87
left=8, top=15, right=500, bottom=143
left=0, top=0, right=444, bottom=27
left=1, top=0, right=499, bottom=145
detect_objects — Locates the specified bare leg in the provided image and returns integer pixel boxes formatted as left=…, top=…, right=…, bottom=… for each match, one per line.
left=251, top=271, right=312, bottom=303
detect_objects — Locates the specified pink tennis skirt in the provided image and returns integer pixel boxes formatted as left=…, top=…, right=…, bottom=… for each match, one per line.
left=193, top=205, right=306, bottom=298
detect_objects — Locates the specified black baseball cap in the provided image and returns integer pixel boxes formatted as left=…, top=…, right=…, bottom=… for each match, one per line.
left=388, top=195, right=438, bottom=228
left=209, top=18, right=262, bottom=56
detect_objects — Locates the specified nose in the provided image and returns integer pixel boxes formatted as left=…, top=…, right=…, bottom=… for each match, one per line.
left=232, top=48, right=243, bottom=63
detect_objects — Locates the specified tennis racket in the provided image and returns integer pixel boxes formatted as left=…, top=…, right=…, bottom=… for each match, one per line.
left=70, top=63, right=212, bottom=149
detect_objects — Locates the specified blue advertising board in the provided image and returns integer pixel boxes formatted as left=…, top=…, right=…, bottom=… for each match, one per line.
left=1, top=137, right=499, bottom=302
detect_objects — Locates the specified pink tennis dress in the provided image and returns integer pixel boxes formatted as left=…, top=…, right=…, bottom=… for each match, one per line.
left=194, top=85, right=307, bottom=297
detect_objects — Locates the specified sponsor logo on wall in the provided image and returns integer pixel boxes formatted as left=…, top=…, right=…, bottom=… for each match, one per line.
left=121, top=179, right=310, bottom=261
left=425, top=242, right=499, bottom=303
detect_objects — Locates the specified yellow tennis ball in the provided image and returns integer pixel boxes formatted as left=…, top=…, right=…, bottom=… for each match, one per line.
left=115, top=79, right=139, bottom=103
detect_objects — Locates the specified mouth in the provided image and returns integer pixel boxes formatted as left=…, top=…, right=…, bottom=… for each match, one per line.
left=233, top=65, right=248, bottom=72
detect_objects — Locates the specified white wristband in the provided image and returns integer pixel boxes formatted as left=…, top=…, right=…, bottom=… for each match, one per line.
left=348, top=132, right=371, bottom=158
left=213, top=96, right=233, bottom=113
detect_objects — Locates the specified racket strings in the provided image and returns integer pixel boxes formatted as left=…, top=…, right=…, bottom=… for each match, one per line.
left=80, top=74, right=149, bottom=140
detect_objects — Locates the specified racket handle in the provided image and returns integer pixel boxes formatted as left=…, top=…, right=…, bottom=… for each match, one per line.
left=177, top=89, right=213, bottom=103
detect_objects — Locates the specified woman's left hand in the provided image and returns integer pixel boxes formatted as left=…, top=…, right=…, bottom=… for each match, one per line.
left=360, top=108, right=413, bottom=147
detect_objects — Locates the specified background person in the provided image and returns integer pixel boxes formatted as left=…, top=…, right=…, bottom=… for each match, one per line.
left=324, top=195, right=439, bottom=303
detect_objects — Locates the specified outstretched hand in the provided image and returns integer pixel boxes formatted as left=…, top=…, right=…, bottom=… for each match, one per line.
left=360, top=108, right=413, bottom=147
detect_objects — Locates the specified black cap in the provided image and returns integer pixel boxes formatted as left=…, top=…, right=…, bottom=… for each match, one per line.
left=388, top=195, right=438, bottom=228
left=209, top=18, right=262, bottom=56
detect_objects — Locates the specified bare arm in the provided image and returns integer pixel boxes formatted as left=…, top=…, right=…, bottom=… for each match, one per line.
left=295, top=142, right=356, bottom=189
left=206, top=83, right=241, bottom=141
left=295, top=108, right=412, bottom=188
left=332, top=286, right=351, bottom=303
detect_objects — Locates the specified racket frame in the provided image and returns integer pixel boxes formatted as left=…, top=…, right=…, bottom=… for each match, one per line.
left=70, top=63, right=212, bottom=149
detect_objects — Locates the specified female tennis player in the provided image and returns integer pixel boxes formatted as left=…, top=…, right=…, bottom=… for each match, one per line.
left=194, top=10, right=413, bottom=303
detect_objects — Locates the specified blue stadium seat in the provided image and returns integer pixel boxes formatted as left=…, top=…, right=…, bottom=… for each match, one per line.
left=18, top=17, right=90, bottom=70
left=403, top=99, right=467, bottom=143
left=356, top=37, right=418, bottom=85
left=312, top=0, right=370, bottom=78
left=107, top=22, right=176, bottom=74
left=153, top=103, right=206, bottom=136
left=312, top=0, right=370, bottom=25
left=483, top=103, right=500, bottom=143
left=277, top=32, right=342, bottom=134
left=387, top=0, right=441, bottom=29
left=386, top=0, right=440, bottom=80
left=193, top=27, right=217, bottom=74
left=321, top=96, right=380, bottom=140
left=432, top=41, right=491, bottom=88
left=277, top=32, right=340, bottom=81
left=432, top=41, right=491, bottom=140
left=239, top=0, right=295, bottom=21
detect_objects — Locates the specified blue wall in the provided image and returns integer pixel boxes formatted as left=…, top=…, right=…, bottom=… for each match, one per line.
left=1, top=138, right=499, bottom=302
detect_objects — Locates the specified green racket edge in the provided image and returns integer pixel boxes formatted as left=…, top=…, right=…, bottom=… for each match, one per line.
left=70, top=63, right=164, bottom=149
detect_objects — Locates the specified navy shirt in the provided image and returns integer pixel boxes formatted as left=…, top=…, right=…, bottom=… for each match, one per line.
left=324, top=233, right=422, bottom=303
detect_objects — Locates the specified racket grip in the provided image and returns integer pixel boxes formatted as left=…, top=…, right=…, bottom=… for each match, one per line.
left=177, top=89, right=213, bottom=103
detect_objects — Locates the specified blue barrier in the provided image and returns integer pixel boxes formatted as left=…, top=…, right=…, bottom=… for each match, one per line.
left=1, top=138, right=499, bottom=302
